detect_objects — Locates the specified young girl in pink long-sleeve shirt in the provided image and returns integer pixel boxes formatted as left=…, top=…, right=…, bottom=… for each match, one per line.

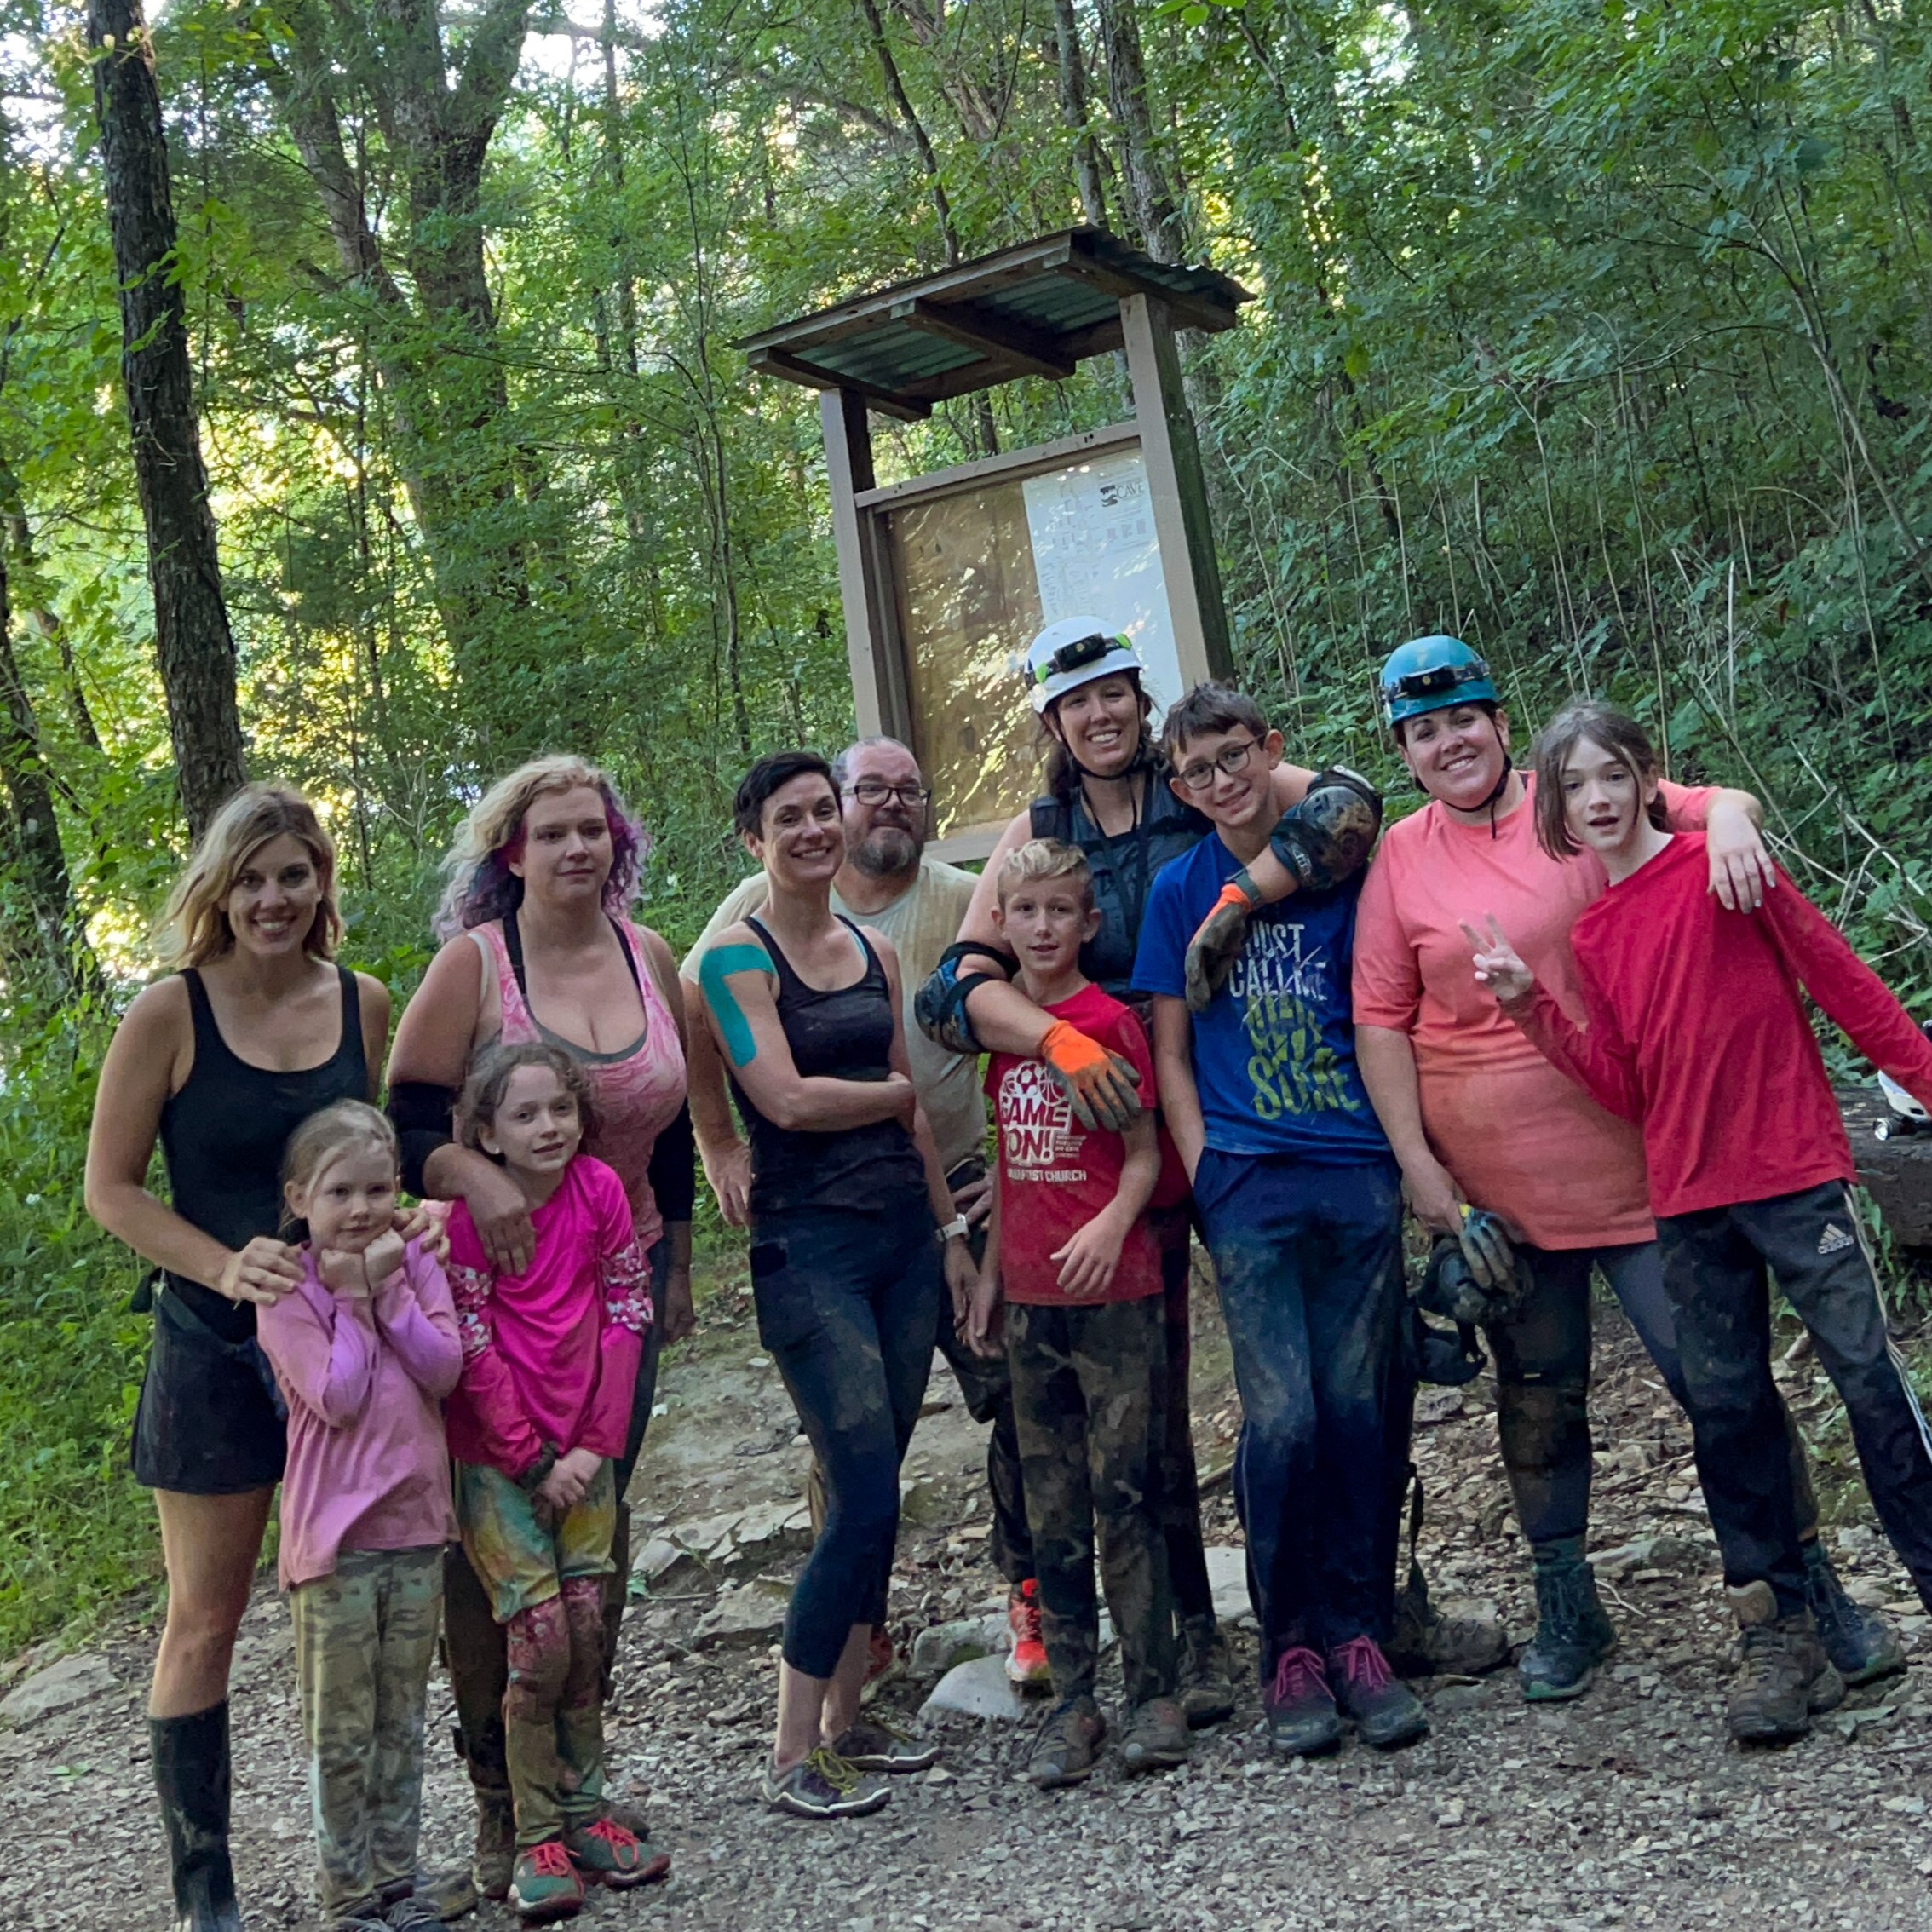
left=258, top=1101, right=461, bottom=1932
left=443, top=1041, right=655, bottom=1920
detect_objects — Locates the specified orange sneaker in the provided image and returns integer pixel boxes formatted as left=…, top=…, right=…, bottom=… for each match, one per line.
left=1006, top=1580, right=1052, bottom=1687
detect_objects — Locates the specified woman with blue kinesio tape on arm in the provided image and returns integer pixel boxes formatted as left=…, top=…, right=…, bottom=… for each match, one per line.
left=695, top=750, right=975, bottom=1822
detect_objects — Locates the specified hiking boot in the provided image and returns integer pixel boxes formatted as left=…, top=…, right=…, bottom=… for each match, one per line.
left=1026, top=1695, right=1107, bottom=1788
left=1006, top=1580, right=1052, bottom=1687
left=760, top=1747, right=891, bottom=1819
left=829, top=1717, right=941, bottom=1773
left=1329, top=1636, right=1430, bottom=1750
left=1120, top=1696, right=1192, bottom=1773
left=507, top=1842, right=584, bottom=1923
left=565, top=1817, right=655, bottom=1889
left=467, top=1786, right=516, bottom=1903
left=1518, top=1537, right=1616, bottom=1702
left=324, top=1908, right=392, bottom=1932
left=1389, top=1566, right=1509, bottom=1678
left=592, top=1797, right=669, bottom=1883
left=1176, top=1615, right=1237, bottom=1727
left=1726, top=1580, right=1844, bottom=1746
left=1803, top=1540, right=1906, bottom=1688
left=1264, top=1646, right=1340, bottom=1758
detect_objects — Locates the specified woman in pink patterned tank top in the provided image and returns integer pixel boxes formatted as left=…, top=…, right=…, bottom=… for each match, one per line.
left=388, top=755, right=689, bottom=1900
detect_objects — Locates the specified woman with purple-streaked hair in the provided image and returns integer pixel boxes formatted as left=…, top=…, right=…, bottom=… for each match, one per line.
left=387, top=754, right=690, bottom=1908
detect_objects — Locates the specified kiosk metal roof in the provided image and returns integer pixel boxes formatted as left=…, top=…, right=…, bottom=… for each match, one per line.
left=738, top=227, right=1251, bottom=420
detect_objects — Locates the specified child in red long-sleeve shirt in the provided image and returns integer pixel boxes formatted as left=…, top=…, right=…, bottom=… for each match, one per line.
left=1468, top=700, right=1932, bottom=1747
left=445, top=1041, right=657, bottom=1918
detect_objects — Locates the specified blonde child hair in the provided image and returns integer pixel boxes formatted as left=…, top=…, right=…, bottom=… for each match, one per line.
left=996, top=837, right=1095, bottom=910
left=279, top=1101, right=400, bottom=1233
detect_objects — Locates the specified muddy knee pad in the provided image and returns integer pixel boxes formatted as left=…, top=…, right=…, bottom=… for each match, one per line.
left=1495, top=1372, right=1592, bottom=1546
left=505, top=1598, right=572, bottom=1721
left=443, top=1541, right=510, bottom=1787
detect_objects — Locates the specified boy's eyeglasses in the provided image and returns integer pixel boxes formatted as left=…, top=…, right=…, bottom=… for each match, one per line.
left=1176, top=739, right=1262, bottom=791
left=844, top=780, right=933, bottom=808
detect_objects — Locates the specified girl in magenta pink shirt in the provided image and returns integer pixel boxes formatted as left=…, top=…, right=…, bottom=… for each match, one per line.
left=442, top=1040, right=656, bottom=1918
left=257, top=1100, right=460, bottom=1929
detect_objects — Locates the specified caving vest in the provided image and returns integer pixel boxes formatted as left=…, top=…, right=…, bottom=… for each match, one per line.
left=1030, top=757, right=1211, bottom=998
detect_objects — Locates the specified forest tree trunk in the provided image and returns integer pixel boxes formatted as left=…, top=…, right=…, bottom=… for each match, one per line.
left=1091, top=0, right=1187, bottom=263
left=1051, top=0, right=1109, bottom=228
left=87, top=0, right=247, bottom=838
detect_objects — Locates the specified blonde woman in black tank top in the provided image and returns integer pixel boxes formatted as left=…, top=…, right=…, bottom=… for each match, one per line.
left=86, top=786, right=390, bottom=1932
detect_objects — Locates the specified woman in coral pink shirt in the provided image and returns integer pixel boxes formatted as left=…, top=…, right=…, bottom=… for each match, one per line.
left=1350, top=636, right=1893, bottom=1705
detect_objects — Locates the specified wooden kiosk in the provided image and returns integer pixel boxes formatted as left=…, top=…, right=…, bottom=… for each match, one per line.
left=741, top=227, right=1251, bottom=860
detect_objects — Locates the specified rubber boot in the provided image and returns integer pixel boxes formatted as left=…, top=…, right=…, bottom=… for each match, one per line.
left=1517, top=1536, right=1616, bottom=1702
left=1801, top=1539, right=1906, bottom=1688
left=150, top=1703, right=244, bottom=1932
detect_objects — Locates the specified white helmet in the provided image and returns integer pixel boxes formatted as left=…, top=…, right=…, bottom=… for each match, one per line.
left=1022, top=616, right=1142, bottom=716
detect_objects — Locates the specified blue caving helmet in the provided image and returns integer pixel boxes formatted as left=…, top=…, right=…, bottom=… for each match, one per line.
left=1377, top=635, right=1498, bottom=730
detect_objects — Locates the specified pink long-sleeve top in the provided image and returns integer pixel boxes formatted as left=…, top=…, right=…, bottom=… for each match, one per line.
left=442, top=1154, right=653, bottom=1481
left=257, top=1239, right=463, bottom=1590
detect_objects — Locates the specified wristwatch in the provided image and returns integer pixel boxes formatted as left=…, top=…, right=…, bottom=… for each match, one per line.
left=935, top=1215, right=970, bottom=1245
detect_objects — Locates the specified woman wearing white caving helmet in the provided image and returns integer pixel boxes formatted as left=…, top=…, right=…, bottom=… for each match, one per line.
left=1348, top=635, right=1901, bottom=1703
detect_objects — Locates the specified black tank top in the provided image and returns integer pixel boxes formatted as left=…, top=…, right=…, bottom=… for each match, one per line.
left=158, top=965, right=368, bottom=1341
left=731, top=915, right=925, bottom=1219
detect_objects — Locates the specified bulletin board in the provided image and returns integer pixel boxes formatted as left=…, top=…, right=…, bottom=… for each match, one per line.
left=883, top=436, right=1179, bottom=848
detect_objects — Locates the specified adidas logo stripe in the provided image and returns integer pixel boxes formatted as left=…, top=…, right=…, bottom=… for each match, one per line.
left=1817, top=1223, right=1854, bottom=1256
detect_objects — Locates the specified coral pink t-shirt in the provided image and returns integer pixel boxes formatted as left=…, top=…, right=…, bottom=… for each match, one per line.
left=1351, top=775, right=1711, bottom=1250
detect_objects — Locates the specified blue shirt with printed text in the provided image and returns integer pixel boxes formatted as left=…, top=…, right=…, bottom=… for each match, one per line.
left=1133, top=831, right=1392, bottom=1163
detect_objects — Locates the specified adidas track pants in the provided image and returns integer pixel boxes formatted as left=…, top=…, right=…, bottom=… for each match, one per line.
left=1656, top=1182, right=1932, bottom=1618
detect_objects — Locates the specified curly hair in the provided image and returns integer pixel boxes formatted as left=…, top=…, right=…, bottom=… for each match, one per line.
left=458, top=1040, right=597, bottom=1156
left=434, top=754, right=647, bottom=940
left=154, top=784, right=342, bottom=970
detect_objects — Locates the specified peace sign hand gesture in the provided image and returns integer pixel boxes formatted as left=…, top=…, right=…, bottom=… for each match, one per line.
left=1459, top=914, right=1536, bottom=1011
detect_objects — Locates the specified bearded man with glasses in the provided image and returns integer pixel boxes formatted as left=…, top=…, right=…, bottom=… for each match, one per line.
left=681, top=736, right=1049, bottom=1687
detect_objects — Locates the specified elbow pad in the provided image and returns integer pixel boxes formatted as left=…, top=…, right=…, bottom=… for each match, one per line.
left=1269, top=767, right=1383, bottom=894
left=915, top=941, right=1016, bottom=1057
left=388, top=1079, right=456, bottom=1199
left=647, top=1101, right=697, bottom=1224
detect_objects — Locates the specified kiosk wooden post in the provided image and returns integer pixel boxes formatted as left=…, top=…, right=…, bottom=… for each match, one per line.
left=740, top=227, right=1250, bottom=859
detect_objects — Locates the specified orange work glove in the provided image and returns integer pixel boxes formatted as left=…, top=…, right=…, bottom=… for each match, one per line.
left=1039, top=1020, right=1144, bottom=1133
left=1184, top=872, right=1261, bottom=1013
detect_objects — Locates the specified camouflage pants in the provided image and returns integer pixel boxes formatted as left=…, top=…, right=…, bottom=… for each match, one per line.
left=1006, top=1297, right=1176, bottom=1705
left=290, top=1544, right=442, bottom=1917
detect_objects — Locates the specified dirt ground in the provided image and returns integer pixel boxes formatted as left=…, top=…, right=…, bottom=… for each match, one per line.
left=3, top=1256, right=1929, bottom=1932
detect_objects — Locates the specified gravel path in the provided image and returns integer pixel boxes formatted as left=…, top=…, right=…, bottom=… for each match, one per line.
left=3, top=1277, right=1928, bottom=1931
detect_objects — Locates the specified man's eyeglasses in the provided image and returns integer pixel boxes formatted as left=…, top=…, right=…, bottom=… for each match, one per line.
left=844, top=780, right=933, bottom=808
left=1175, top=739, right=1262, bottom=792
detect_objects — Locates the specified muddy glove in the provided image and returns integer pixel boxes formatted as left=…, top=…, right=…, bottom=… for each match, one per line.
left=1417, top=1222, right=1533, bottom=1329
left=1458, top=1207, right=1518, bottom=1292
left=1184, top=871, right=1262, bottom=1013
left=1269, top=768, right=1383, bottom=894
left=1039, top=1019, right=1143, bottom=1132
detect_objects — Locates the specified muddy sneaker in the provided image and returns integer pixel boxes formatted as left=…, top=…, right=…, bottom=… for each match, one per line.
left=1802, top=1541, right=1906, bottom=1688
left=564, top=1818, right=655, bottom=1889
left=408, top=1866, right=476, bottom=1922
left=1176, top=1615, right=1237, bottom=1727
left=1330, top=1636, right=1429, bottom=1749
left=1120, top=1696, right=1192, bottom=1773
left=1519, top=1537, right=1617, bottom=1702
left=761, top=1746, right=891, bottom=1819
left=373, top=1885, right=445, bottom=1929
left=325, top=1906, right=393, bottom=1932
left=1727, top=1581, right=1844, bottom=1745
left=1389, top=1567, right=1509, bottom=1678
left=592, top=1798, right=670, bottom=1883
left=507, top=1842, right=584, bottom=1924
left=1007, top=1580, right=1053, bottom=1687
left=1026, top=1694, right=1107, bottom=1788
left=829, top=1717, right=941, bottom=1773
left=1264, top=1646, right=1340, bottom=1758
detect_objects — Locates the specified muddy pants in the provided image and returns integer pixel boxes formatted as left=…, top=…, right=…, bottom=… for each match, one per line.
left=1151, top=1204, right=1216, bottom=1629
left=455, top=1460, right=617, bottom=1849
left=1493, top=1238, right=1820, bottom=1548
left=1195, top=1152, right=1405, bottom=1671
left=1007, top=1296, right=1176, bottom=1705
left=290, top=1544, right=442, bottom=1916
left=444, top=1242, right=665, bottom=1814
left=1658, top=1182, right=1932, bottom=1617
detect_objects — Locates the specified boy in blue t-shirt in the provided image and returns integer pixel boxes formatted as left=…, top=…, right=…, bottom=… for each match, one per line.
left=1133, top=682, right=1427, bottom=1759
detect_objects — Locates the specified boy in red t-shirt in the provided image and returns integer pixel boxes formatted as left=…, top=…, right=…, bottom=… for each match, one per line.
left=1470, top=699, right=1932, bottom=1746
left=964, top=838, right=1191, bottom=1790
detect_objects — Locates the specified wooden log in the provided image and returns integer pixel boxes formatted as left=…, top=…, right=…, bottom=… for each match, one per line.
left=1838, top=1083, right=1932, bottom=1250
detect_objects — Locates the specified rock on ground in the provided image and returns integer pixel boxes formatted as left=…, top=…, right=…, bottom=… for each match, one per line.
left=3, top=1264, right=1929, bottom=1930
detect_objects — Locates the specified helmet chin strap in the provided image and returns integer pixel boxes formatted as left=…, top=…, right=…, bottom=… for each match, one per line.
left=1481, top=752, right=1514, bottom=837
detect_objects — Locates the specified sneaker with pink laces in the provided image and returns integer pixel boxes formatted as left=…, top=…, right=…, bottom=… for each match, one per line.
left=565, top=1815, right=656, bottom=1889
left=1006, top=1580, right=1052, bottom=1687
left=1329, top=1635, right=1429, bottom=1749
left=508, top=1841, right=584, bottom=1923
left=1264, top=1645, right=1339, bottom=1757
